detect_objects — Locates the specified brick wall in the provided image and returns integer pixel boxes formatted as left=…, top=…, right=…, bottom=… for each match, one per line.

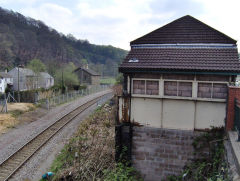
left=226, top=87, right=240, bottom=130
left=132, top=127, right=201, bottom=181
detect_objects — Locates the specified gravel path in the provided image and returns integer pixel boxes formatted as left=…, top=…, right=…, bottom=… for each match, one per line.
left=9, top=92, right=113, bottom=181
left=0, top=89, right=112, bottom=165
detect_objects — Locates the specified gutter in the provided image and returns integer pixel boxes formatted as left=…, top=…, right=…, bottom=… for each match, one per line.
left=119, top=69, right=240, bottom=76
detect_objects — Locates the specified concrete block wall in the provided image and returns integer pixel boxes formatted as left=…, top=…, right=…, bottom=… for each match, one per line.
left=132, top=127, right=201, bottom=181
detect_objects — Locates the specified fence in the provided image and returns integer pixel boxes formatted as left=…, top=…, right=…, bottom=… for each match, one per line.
left=41, top=85, right=110, bottom=109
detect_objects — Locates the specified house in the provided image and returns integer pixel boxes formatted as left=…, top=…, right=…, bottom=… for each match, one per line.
left=117, top=15, right=240, bottom=180
left=118, top=15, right=240, bottom=130
left=0, top=72, right=13, bottom=93
left=39, top=72, right=54, bottom=89
left=8, top=67, right=38, bottom=91
left=8, top=67, right=54, bottom=91
left=74, top=65, right=100, bottom=85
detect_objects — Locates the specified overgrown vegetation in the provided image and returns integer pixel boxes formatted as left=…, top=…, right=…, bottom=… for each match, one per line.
left=45, top=98, right=141, bottom=181
left=49, top=101, right=115, bottom=180
left=167, top=127, right=230, bottom=181
left=104, top=162, right=143, bottom=181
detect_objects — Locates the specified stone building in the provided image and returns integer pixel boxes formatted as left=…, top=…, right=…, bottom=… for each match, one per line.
left=117, top=15, right=240, bottom=180
left=74, top=66, right=100, bottom=85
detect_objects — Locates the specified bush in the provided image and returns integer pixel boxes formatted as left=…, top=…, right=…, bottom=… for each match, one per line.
left=104, top=162, right=143, bottom=181
left=167, top=127, right=229, bottom=181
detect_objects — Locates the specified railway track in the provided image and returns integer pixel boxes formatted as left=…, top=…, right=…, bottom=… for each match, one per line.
left=0, top=92, right=112, bottom=181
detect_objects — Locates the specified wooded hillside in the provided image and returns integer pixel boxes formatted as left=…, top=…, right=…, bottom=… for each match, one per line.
left=0, top=7, right=128, bottom=76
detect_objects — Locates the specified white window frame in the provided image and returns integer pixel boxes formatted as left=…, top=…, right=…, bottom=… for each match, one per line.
left=197, top=81, right=228, bottom=99
left=131, top=78, right=228, bottom=102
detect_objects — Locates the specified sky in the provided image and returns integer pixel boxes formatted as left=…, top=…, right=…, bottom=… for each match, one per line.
left=0, top=0, right=239, bottom=50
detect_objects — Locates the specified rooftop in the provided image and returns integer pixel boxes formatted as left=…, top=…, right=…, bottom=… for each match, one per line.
left=119, top=48, right=240, bottom=73
left=131, top=15, right=237, bottom=45
left=0, top=72, right=12, bottom=78
left=120, top=15, right=240, bottom=74
left=74, top=67, right=100, bottom=76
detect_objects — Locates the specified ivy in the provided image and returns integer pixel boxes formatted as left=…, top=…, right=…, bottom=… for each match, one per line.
left=167, top=127, right=230, bottom=181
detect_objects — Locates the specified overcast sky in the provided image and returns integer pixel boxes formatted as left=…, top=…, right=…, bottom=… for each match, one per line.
left=0, top=0, right=239, bottom=50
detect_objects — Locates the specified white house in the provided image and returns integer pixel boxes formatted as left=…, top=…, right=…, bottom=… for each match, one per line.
left=0, top=72, right=13, bottom=93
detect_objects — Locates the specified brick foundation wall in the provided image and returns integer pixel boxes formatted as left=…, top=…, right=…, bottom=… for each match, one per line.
left=132, top=127, right=201, bottom=181
left=226, top=87, right=240, bottom=130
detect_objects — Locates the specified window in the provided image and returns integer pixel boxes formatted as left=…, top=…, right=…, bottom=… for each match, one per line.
left=198, top=83, right=227, bottom=99
left=212, top=84, right=227, bottom=99
left=133, top=80, right=145, bottom=94
left=146, top=80, right=159, bottom=95
left=164, top=81, right=177, bottom=96
left=164, top=81, right=192, bottom=97
left=198, top=83, right=211, bottom=98
left=178, top=82, right=192, bottom=97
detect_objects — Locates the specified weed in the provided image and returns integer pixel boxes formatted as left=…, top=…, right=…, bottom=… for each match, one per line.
left=167, top=127, right=230, bottom=181
left=10, top=110, right=24, bottom=118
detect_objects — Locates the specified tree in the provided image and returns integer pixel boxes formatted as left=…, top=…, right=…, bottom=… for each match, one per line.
left=27, top=58, right=46, bottom=73
left=54, top=62, right=79, bottom=89
left=80, top=58, right=88, bottom=67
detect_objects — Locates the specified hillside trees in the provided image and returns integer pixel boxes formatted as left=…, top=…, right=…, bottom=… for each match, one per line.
left=27, top=58, right=46, bottom=73
left=0, top=7, right=128, bottom=76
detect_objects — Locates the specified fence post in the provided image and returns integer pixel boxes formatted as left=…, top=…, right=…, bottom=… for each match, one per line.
left=4, top=93, right=7, bottom=113
left=46, top=98, right=49, bottom=110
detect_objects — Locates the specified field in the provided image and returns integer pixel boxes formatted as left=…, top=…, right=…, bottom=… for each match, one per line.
left=100, top=77, right=116, bottom=85
left=0, top=103, right=35, bottom=134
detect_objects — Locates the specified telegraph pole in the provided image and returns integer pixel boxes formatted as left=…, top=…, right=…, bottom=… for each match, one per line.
left=18, top=65, right=20, bottom=102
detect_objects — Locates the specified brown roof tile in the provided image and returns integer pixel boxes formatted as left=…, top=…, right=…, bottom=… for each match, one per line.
left=119, top=48, right=240, bottom=73
left=131, top=15, right=237, bottom=45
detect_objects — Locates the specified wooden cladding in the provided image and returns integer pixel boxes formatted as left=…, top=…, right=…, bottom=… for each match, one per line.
left=196, top=75, right=229, bottom=81
left=163, top=74, right=194, bottom=80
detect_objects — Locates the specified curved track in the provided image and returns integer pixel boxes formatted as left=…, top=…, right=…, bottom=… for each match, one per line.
left=0, top=92, right=112, bottom=181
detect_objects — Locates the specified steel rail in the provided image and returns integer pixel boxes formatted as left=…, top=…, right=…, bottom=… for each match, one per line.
left=0, top=92, right=112, bottom=181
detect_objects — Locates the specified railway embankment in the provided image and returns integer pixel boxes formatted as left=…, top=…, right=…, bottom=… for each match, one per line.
left=0, top=90, right=112, bottom=180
